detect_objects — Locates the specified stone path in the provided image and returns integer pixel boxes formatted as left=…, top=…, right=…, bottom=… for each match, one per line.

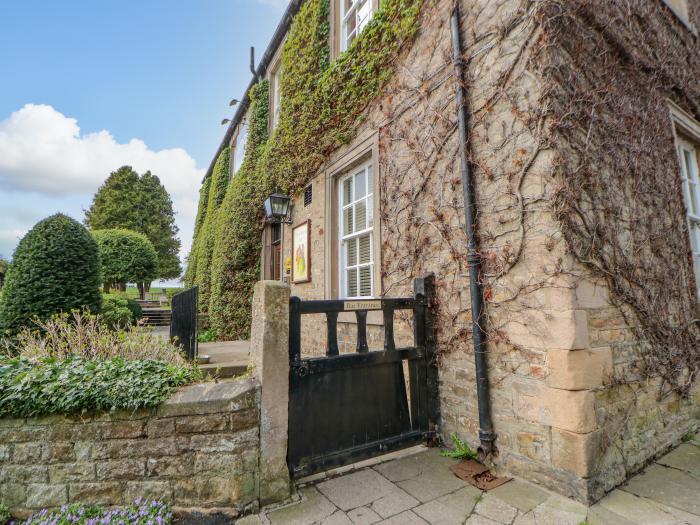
left=238, top=432, right=700, bottom=525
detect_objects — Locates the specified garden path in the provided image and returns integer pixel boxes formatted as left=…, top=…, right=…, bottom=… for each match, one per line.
left=237, top=433, right=700, bottom=525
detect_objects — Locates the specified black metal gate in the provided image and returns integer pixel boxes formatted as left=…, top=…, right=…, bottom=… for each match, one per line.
left=287, top=275, right=439, bottom=478
left=170, top=286, right=198, bottom=361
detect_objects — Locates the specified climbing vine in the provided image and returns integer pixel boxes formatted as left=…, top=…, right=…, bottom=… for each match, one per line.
left=189, top=0, right=424, bottom=339
left=189, top=147, right=230, bottom=315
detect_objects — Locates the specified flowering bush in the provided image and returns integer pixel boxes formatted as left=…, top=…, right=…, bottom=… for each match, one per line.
left=15, top=499, right=172, bottom=525
left=4, top=312, right=185, bottom=365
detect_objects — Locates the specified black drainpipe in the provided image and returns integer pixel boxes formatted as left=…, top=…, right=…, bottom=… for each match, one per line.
left=450, top=5, right=496, bottom=456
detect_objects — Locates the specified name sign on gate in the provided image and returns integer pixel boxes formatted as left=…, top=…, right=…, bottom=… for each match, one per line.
left=343, top=300, right=383, bottom=311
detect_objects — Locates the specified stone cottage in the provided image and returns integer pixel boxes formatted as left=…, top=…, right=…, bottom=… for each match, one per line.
left=188, top=0, right=700, bottom=503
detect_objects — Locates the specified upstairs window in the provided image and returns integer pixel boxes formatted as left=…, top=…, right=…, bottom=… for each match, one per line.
left=341, top=0, right=375, bottom=51
left=678, top=137, right=700, bottom=299
left=271, top=66, right=283, bottom=131
left=339, top=162, right=374, bottom=298
left=231, top=115, right=249, bottom=178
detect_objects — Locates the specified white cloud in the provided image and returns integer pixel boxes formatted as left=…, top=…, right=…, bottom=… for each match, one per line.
left=0, top=104, right=204, bottom=274
left=0, top=104, right=202, bottom=197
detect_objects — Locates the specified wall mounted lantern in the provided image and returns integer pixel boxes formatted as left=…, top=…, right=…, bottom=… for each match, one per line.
left=263, top=193, right=292, bottom=224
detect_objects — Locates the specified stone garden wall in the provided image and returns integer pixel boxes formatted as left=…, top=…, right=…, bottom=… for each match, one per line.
left=0, top=379, right=261, bottom=520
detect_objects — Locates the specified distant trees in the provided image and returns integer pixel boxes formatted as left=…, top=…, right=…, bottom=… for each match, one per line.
left=0, top=214, right=102, bottom=335
left=91, top=229, right=159, bottom=298
left=85, top=166, right=181, bottom=282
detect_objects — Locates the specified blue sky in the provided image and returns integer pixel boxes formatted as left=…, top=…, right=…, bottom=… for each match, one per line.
left=0, top=0, right=285, bottom=280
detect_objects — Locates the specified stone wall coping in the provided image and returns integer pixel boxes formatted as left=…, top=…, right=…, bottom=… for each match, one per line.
left=157, top=377, right=260, bottom=418
left=0, top=378, right=260, bottom=427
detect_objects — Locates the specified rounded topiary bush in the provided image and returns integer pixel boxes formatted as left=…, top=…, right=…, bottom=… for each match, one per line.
left=91, top=229, right=159, bottom=291
left=0, top=213, right=102, bottom=335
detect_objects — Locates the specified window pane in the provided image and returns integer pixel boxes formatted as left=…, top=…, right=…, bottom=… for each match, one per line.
left=346, top=237, right=358, bottom=266
left=347, top=268, right=358, bottom=297
left=690, top=222, right=700, bottom=253
left=343, top=177, right=353, bottom=206
left=367, top=195, right=374, bottom=227
left=355, top=170, right=366, bottom=199
left=346, top=15, right=357, bottom=38
left=367, top=165, right=373, bottom=194
left=357, top=0, right=371, bottom=32
left=359, top=266, right=372, bottom=297
left=343, top=206, right=354, bottom=236
left=359, top=234, right=371, bottom=264
left=355, top=200, right=366, bottom=231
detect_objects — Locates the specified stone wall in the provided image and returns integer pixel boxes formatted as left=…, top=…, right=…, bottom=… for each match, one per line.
left=265, top=0, right=700, bottom=505
left=0, top=379, right=261, bottom=519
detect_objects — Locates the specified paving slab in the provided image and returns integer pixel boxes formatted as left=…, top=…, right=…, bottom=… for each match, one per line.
left=316, top=468, right=415, bottom=512
left=473, top=493, right=519, bottom=524
left=413, top=486, right=482, bottom=525
left=267, top=486, right=337, bottom=525
left=621, top=463, right=700, bottom=516
left=376, top=510, right=429, bottom=524
left=321, top=511, right=355, bottom=525
left=512, top=495, right=587, bottom=525
left=373, top=449, right=459, bottom=483
left=656, top=443, right=700, bottom=479
left=347, top=506, right=382, bottom=525
left=369, top=484, right=420, bottom=518
left=373, top=450, right=468, bottom=503
left=464, top=514, right=503, bottom=525
left=586, top=503, right=637, bottom=525
left=487, top=480, right=549, bottom=513
left=591, top=489, right=682, bottom=525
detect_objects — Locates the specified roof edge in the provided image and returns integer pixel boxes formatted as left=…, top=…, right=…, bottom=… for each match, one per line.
left=202, top=0, right=306, bottom=182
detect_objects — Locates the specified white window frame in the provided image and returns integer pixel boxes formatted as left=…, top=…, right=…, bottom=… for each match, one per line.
left=231, top=115, right=249, bottom=178
left=271, top=66, right=282, bottom=131
left=340, top=0, right=375, bottom=52
left=678, top=136, right=700, bottom=299
left=338, top=162, right=374, bottom=299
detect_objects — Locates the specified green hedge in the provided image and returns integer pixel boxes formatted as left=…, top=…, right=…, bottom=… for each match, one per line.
left=0, top=214, right=102, bottom=336
left=0, top=356, right=198, bottom=418
left=190, top=147, right=231, bottom=315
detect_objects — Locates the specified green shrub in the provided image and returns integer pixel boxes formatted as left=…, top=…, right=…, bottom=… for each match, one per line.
left=20, top=499, right=172, bottom=525
left=440, top=432, right=478, bottom=460
left=197, top=328, right=217, bottom=343
left=0, top=502, right=9, bottom=525
left=0, top=355, right=199, bottom=418
left=101, top=295, right=134, bottom=328
left=11, top=312, right=186, bottom=364
left=91, top=229, right=159, bottom=293
left=102, top=293, right=143, bottom=322
left=0, top=214, right=102, bottom=337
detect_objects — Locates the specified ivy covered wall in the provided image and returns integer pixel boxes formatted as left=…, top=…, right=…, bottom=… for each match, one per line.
left=186, top=0, right=424, bottom=339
